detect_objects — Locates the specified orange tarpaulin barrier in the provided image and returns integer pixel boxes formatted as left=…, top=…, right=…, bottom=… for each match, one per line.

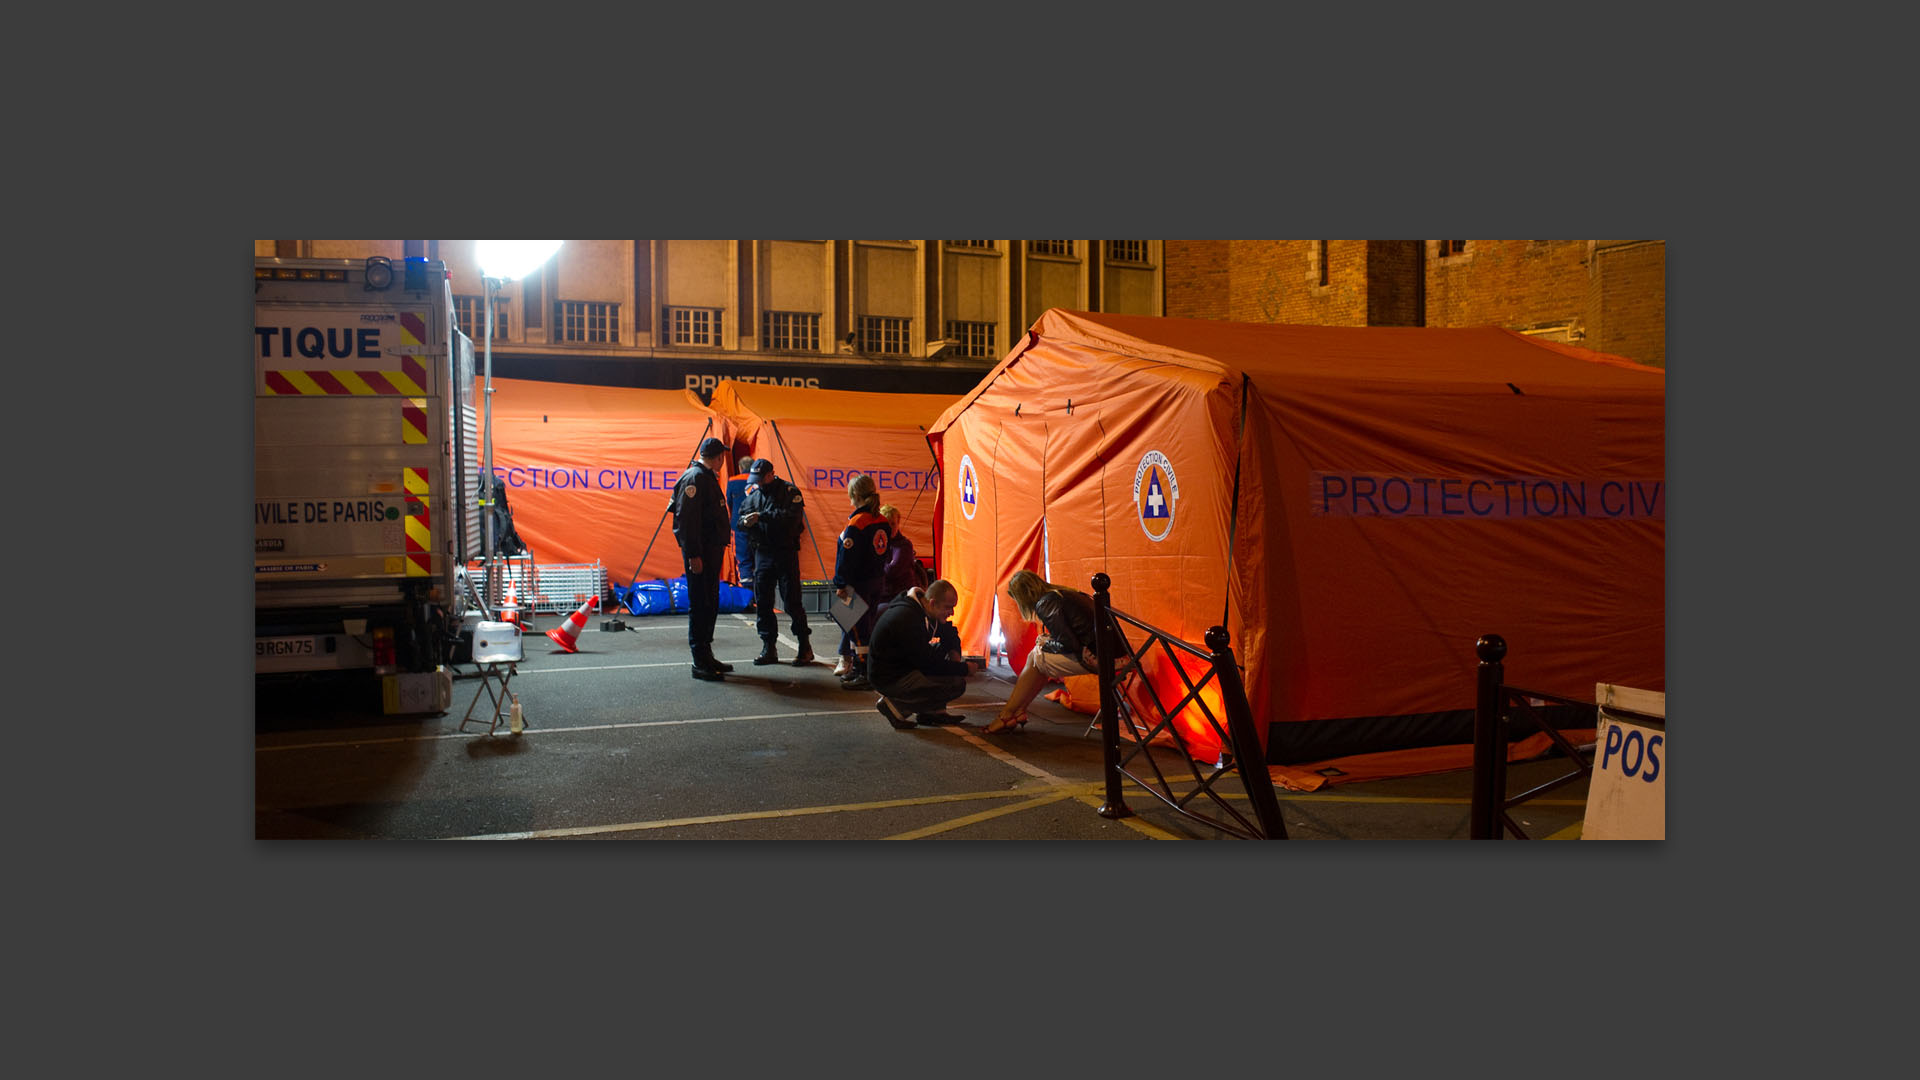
left=707, top=381, right=957, bottom=582
left=478, top=377, right=733, bottom=586
left=929, top=310, right=1664, bottom=767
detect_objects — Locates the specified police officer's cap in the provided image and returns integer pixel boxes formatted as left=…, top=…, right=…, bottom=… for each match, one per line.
left=750, top=458, right=774, bottom=476
left=698, top=437, right=728, bottom=459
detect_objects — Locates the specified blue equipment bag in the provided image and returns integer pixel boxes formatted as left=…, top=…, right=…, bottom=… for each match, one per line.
left=619, top=581, right=673, bottom=616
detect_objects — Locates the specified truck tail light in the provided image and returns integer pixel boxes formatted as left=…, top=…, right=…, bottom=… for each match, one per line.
left=372, top=627, right=397, bottom=673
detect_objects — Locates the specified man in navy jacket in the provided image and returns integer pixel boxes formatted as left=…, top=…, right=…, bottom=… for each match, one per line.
left=866, top=579, right=979, bottom=730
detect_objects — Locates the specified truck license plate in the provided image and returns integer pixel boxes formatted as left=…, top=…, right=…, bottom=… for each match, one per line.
left=257, top=637, right=319, bottom=657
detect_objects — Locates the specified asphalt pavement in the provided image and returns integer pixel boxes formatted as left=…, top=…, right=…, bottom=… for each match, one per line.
left=254, top=606, right=1590, bottom=840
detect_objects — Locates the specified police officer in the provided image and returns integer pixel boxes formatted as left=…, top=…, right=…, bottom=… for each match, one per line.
left=739, top=457, right=813, bottom=666
left=671, top=436, right=735, bottom=681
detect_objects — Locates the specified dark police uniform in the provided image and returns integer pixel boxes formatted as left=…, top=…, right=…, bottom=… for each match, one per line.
left=739, top=465, right=811, bottom=664
left=670, top=445, right=733, bottom=679
left=831, top=504, right=891, bottom=686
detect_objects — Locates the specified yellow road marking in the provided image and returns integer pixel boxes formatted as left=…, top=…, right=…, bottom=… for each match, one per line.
left=451, top=787, right=1050, bottom=840
left=1071, top=794, right=1181, bottom=839
left=1542, top=821, right=1584, bottom=840
left=939, top=725, right=1076, bottom=785
left=885, top=792, right=1073, bottom=840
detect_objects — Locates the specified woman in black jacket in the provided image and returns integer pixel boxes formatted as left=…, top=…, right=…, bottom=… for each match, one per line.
left=986, top=569, right=1111, bottom=734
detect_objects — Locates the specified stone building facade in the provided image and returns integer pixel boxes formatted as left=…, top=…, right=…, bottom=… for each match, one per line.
left=256, top=240, right=1165, bottom=398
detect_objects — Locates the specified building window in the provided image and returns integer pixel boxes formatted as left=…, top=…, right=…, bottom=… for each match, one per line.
left=1317, top=240, right=1329, bottom=287
left=857, top=315, right=911, bottom=355
left=454, top=295, right=509, bottom=341
left=947, top=240, right=996, bottom=250
left=1030, top=240, right=1074, bottom=257
left=1436, top=240, right=1467, bottom=258
left=666, top=306, right=723, bottom=347
left=1107, top=240, right=1149, bottom=264
left=555, top=300, right=619, bottom=343
left=761, top=310, right=820, bottom=352
left=944, top=320, right=996, bottom=358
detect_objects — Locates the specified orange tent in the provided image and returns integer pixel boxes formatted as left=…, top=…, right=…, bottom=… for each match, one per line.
left=708, top=380, right=955, bottom=582
left=479, top=377, right=732, bottom=585
left=928, top=310, right=1665, bottom=765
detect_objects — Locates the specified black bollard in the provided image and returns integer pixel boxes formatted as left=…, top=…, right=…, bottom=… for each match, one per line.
left=1093, top=573, right=1131, bottom=820
left=1471, top=634, right=1507, bottom=839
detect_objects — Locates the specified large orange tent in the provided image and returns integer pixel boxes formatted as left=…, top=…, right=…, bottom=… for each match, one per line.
left=928, top=310, right=1665, bottom=765
left=479, top=376, right=733, bottom=586
left=708, top=380, right=956, bottom=582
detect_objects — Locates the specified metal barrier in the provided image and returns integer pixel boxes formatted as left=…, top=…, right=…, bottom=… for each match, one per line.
left=469, top=558, right=607, bottom=617
left=1091, top=574, right=1287, bottom=840
left=1469, top=634, right=1659, bottom=839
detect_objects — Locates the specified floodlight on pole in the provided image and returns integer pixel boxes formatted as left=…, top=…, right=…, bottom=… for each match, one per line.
left=476, top=240, right=564, bottom=282
left=475, top=240, right=563, bottom=619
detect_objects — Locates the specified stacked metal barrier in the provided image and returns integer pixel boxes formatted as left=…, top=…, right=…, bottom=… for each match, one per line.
left=468, top=558, right=607, bottom=615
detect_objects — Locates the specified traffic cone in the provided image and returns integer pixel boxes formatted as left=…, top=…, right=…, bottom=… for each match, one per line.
left=501, top=578, right=521, bottom=627
left=545, top=595, right=599, bottom=653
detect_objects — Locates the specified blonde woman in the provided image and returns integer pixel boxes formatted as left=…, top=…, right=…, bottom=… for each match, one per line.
left=986, top=569, right=1106, bottom=734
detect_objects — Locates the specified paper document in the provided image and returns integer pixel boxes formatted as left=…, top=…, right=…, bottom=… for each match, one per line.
left=828, top=591, right=869, bottom=634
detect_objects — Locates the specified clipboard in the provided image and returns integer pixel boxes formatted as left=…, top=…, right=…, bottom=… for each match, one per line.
left=827, top=590, right=869, bottom=633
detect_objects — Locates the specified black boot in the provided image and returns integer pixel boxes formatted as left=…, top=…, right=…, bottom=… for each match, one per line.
left=754, top=640, right=780, bottom=665
left=791, top=635, right=814, bottom=667
left=876, top=696, right=916, bottom=730
left=690, top=662, right=724, bottom=682
left=695, top=648, right=734, bottom=674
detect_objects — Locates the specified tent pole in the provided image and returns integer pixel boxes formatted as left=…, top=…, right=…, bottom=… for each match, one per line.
left=769, top=419, right=829, bottom=581
left=897, top=423, right=939, bottom=528
left=630, top=417, right=713, bottom=587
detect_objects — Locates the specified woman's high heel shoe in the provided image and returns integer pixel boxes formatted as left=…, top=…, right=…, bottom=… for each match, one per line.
left=983, top=709, right=1028, bottom=734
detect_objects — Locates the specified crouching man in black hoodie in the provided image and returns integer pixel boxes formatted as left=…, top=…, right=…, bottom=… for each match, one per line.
left=866, top=578, right=980, bottom=730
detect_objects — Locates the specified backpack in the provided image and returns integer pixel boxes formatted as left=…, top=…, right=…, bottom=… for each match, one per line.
left=485, top=475, right=528, bottom=557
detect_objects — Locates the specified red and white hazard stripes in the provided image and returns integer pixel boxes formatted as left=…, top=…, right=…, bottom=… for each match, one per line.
left=404, top=467, right=431, bottom=576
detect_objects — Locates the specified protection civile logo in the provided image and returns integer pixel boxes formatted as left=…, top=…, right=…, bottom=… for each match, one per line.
left=1133, top=451, right=1178, bottom=542
left=958, top=454, right=979, bottom=521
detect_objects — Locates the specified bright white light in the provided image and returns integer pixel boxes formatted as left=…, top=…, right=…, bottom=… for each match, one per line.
left=476, top=240, right=563, bottom=280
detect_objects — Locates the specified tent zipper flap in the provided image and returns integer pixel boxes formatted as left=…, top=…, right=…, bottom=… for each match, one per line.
left=1222, top=374, right=1250, bottom=629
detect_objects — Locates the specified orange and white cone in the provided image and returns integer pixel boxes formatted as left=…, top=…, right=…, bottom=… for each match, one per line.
left=545, top=595, right=599, bottom=653
left=501, top=578, right=522, bottom=627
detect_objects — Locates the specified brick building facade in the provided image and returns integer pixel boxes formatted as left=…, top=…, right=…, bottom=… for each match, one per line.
left=1163, top=240, right=1665, bottom=368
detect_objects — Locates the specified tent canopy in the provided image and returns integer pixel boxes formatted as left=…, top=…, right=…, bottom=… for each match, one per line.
left=480, top=376, right=730, bottom=585
left=709, top=380, right=956, bottom=582
left=929, top=310, right=1665, bottom=764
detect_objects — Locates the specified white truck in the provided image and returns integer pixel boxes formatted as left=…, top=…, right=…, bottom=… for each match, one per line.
left=254, top=256, right=481, bottom=676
